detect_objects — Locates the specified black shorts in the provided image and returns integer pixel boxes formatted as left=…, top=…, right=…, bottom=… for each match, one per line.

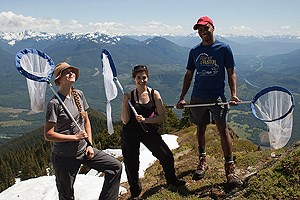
left=189, top=96, right=229, bottom=126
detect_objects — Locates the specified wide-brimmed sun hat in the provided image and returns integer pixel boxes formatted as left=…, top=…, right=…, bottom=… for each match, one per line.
left=54, top=62, right=79, bottom=85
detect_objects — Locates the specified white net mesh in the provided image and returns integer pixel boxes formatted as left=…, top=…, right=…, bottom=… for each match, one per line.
left=20, top=52, right=52, bottom=78
left=267, top=111, right=293, bottom=149
left=20, top=52, right=52, bottom=113
left=252, top=89, right=294, bottom=149
left=26, top=79, right=47, bottom=113
left=102, top=53, right=118, bottom=135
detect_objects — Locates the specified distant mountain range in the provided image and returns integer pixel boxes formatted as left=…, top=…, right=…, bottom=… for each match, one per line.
left=0, top=30, right=299, bottom=145
left=1, top=30, right=300, bottom=53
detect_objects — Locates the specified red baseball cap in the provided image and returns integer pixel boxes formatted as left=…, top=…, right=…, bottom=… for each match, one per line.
left=193, top=16, right=214, bottom=30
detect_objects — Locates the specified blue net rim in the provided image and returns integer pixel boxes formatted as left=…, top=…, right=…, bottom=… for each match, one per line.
left=251, top=86, right=295, bottom=122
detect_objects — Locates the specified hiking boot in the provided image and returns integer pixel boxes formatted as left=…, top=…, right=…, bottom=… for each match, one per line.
left=167, top=178, right=186, bottom=187
left=192, top=155, right=208, bottom=180
left=129, top=185, right=141, bottom=200
left=225, top=162, right=243, bottom=189
left=129, top=193, right=141, bottom=200
left=128, top=196, right=140, bottom=200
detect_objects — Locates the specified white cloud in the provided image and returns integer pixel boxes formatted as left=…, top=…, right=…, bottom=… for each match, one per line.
left=86, top=21, right=184, bottom=36
left=2, top=11, right=297, bottom=36
left=224, top=25, right=257, bottom=36
left=88, top=21, right=129, bottom=35
left=64, top=20, right=85, bottom=31
left=230, top=25, right=252, bottom=31
left=281, top=25, right=290, bottom=29
left=0, top=11, right=187, bottom=36
left=140, top=21, right=184, bottom=35
left=0, top=11, right=61, bottom=32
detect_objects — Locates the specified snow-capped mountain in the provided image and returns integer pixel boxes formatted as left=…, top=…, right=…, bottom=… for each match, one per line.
left=0, top=30, right=123, bottom=46
left=0, top=30, right=56, bottom=46
left=1, top=30, right=300, bottom=48
left=218, top=34, right=300, bottom=43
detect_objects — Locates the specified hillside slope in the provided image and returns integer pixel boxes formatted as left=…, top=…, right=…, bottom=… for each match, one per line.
left=119, top=125, right=300, bottom=200
left=0, top=118, right=299, bottom=199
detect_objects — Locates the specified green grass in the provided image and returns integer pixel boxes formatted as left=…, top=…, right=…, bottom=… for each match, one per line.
left=119, top=125, right=300, bottom=200
left=240, top=146, right=300, bottom=199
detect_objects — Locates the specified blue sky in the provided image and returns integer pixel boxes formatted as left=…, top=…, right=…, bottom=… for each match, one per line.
left=1, top=0, right=300, bottom=36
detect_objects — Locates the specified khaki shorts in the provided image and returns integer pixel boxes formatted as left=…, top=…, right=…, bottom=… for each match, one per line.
left=189, top=96, right=229, bottom=126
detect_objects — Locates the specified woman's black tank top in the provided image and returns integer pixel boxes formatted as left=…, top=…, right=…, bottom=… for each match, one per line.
left=122, top=88, right=157, bottom=131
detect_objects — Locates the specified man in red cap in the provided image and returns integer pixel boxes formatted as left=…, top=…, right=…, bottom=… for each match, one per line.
left=177, top=16, right=243, bottom=189
left=193, top=16, right=214, bottom=30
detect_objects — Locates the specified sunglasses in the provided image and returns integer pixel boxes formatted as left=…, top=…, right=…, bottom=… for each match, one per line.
left=62, top=68, right=76, bottom=76
left=132, top=65, right=147, bottom=72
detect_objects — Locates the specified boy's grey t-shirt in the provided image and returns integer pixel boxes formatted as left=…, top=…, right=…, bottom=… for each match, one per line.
left=45, top=89, right=89, bottom=157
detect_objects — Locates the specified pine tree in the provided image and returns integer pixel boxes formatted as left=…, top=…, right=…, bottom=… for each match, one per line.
left=162, top=106, right=181, bottom=133
left=179, top=108, right=192, bottom=128
left=0, top=159, right=15, bottom=192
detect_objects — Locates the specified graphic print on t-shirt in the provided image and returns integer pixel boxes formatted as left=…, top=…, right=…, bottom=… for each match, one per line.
left=195, top=53, right=219, bottom=76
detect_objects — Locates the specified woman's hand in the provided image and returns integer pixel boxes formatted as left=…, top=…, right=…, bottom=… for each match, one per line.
left=85, top=146, right=94, bottom=160
left=136, top=114, right=146, bottom=123
left=75, top=130, right=88, bottom=141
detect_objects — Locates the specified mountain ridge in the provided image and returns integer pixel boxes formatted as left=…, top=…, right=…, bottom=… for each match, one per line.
left=2, top=30, right=300, bottom=45
left=0, top=30, right=299, bottom=149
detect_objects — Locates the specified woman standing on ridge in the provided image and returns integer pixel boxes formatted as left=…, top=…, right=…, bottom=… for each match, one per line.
left=121, top=64, right=186, bottom=199
left=44, top=62, right=122, bottom=200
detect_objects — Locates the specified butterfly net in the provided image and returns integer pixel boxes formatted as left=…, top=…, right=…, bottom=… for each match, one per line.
left=18, top=51, right=53, bottom=113
left=102, top=51, right=118, bottom=134
left=251, top=87, right=294, bottom=149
